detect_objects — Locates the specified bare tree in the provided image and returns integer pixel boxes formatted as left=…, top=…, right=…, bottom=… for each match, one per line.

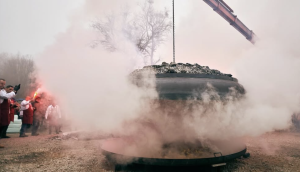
left=135, top=0, right=172, bottom=65
left=91, top=15, right=118, bottom=51
left=0, top=53, right=38, bottom=98
left=92, top=0, right=172, bottom=65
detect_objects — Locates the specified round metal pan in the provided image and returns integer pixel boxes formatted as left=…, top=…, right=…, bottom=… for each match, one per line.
left=101, top=138, right=247, bottom=166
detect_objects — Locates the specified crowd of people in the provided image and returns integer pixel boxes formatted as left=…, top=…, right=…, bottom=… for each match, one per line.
left=0, top=78, right=63, bottom=149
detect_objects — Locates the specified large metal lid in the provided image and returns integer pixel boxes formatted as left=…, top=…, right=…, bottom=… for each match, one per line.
left=131, top=73, right=245, bottom=100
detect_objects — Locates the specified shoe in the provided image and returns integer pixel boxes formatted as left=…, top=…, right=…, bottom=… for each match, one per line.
left=19, top=134, right=28, bottom=137
left=32, top=134, right=39, bottom=136
left=2, top=136, right=10, bottom=138
left=0, top=145, right=4, bottom=148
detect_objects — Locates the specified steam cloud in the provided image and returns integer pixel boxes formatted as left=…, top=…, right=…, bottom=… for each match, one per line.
left=36, top=0, right=300, bottom=146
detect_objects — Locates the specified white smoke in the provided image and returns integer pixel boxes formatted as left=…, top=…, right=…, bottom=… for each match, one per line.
left=155, top=0, right=300, bottom=138
left=35, top=0, right=300, bottom=146
left=36, top=0, right=157, bottom=132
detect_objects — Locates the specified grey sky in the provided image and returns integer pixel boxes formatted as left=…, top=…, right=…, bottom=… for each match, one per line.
left=0, top=0, right=84, bottom=56
left=0, top=0, right=247, bottom=57
left=2, top=0, right=295, bottom=75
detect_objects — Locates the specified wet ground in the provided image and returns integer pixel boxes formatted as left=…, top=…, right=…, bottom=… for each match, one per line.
left=1, top=131, right=300, bottom=172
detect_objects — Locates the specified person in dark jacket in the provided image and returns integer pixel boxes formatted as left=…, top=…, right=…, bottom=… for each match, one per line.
left=31, top=96, right=44, bottom=136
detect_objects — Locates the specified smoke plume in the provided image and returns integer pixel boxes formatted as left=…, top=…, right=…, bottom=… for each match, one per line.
left=36, top=0, right=300, bottom=149
left=36, top=0, right=157, bottom=132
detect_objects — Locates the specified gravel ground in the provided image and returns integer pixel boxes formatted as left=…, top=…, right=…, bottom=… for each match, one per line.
left=0, top=131, right=111, bottom=172
left=1, top=131, right=300, bottom=172
left=223, top=131, right=300, bottom=172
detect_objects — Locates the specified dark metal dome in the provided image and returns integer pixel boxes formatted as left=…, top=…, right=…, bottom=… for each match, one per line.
left=104, top=65, right=249, bottom=168
left=155, top=73, right=245, bottom=100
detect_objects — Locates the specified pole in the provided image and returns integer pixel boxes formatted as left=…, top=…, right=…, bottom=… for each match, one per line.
left=172, top=0, right=175, bottom=63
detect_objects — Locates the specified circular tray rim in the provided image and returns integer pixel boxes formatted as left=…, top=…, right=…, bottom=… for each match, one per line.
left=101, top=138, right=247, bottom=166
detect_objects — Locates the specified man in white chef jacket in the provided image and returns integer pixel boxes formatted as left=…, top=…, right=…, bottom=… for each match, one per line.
left=0, top=78, right=20, bottom=148
left=45, top=102, right=62, bottom=134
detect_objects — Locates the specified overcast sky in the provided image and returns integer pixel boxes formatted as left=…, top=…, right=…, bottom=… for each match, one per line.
left=0, top=0, right=281, bottom=74
left=0, top=1, right=250, bottom=59
left=0, top=0, right=84, bottom=55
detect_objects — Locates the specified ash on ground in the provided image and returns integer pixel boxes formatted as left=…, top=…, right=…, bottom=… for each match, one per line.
left=2, top=131, right=300, bottom=172
left=132, top=62, right=233, bottom=77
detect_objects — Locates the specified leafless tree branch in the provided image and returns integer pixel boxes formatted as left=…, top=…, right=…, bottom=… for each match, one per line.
left=92, top=0, right=172, bottom=65
left=0, top=53, right=38, bottom=98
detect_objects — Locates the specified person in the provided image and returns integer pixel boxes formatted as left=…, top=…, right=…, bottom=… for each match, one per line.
left=45, top=103, right=61, bottom=134
left=9, top=98, right=19, bottom=124
left=31, top=96, right=44, bottom=136
left=292, top=112, right=300, bottom=130
left=0, top=79, right=3, bottom=148
left=1, top=98, right=19, bottom=138
left=0, top=79, right=5, bottom=89
left=0, top=85, right=16, bottom=138
left=0, top=79, right=20, bottom=147
left=19, top=96, right=34, bottom=137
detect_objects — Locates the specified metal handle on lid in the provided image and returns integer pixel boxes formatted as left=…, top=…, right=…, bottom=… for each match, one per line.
left=214, top=152, right=223, bottom=157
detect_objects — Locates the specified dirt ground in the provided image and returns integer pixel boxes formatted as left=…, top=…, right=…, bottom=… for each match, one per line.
left=1, top=130, right=300, bottom=172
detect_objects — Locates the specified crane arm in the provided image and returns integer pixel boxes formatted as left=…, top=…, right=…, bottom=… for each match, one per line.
left=203, top=0, right=257, bottom=44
